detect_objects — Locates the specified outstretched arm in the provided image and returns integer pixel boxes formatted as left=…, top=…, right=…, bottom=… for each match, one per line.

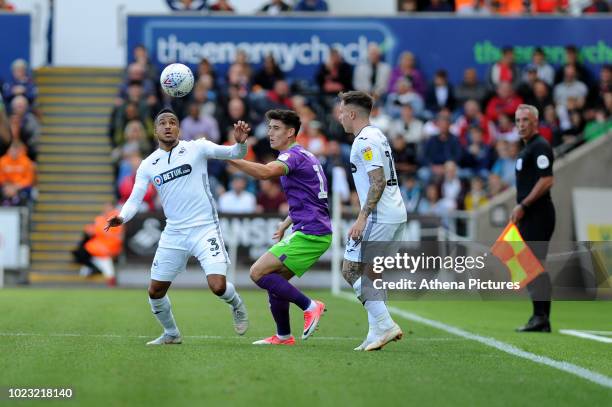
left=228, top=159, right=287, bottom=180
left=200, top=121, right=250, bottom=160
left=105, top=168, right=148, bottom=231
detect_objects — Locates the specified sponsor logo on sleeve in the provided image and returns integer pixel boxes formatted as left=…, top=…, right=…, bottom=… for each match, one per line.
left=361, top=146, right=373, bottom=161
left=278, top=153, right=290, bottom=162
left=536, top=155, right=549, bottom=169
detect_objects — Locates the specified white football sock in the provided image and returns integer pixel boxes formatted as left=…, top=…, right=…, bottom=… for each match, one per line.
left=149, top=295, right=179, bottom=336
left=305, top=300, right=317, bottom=312
left=276, top=333, right=292, bottom=340
left=219, top=282, right=241, bottom=308
left=364, top=300, right=395, bottom=332
left=366, top=311, right=376, bottom=341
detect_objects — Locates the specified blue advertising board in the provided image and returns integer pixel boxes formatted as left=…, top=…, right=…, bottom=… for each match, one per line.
left=127, top=15, right=612, bottom=84
left=0, top=13, right=31, bottom=85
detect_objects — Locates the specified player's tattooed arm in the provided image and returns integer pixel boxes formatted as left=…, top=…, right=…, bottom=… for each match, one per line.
left=342, top=260, right=365, bottom=286
left=359, top=167, right=385, bottom=219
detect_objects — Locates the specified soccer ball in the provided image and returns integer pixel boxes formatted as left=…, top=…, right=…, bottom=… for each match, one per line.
left=160, top=63, right=194, bottom=97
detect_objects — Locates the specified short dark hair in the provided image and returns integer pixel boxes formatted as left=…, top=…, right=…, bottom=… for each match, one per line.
left=265, top=109, right=301, bottom=137
left=339, top=90, right=374, bottom=114
left=155, top=108, right=178, bottom=124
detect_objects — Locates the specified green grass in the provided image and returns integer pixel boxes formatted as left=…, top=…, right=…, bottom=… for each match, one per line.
left=1, top=289, right=611, bottom=406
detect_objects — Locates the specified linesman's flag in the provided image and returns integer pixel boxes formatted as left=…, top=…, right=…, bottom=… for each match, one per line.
left=491, top=223, right=544, bottom=288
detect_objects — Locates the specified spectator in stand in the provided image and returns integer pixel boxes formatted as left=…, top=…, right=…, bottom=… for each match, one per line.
left=523, top=48, right=554, bottom=86
left=391, top=135, right=418, bottom=176
left=0, top=0, right=15, bottom=11
left=72, top=202, right=123, bottom=287
left=266, top=79, right=293, bottom=110
left=209, top=0, right=234, bottom=11
left=195, top=58, right=218, bottom=91
left=385, top=78, right=425, bottom=118
left=487, top=47, right=520, bottom=89
left=455, top=0, right=492, bottom=14
left=454, top=99, right=493, bottom=145
left=540, top=105, right=562, bottom=146
left=517, top=66, right=539, bottom=102
left=400, top=176, right=422, bottom=213
left=118, top=153, right=156, bottom=211
left=294, top=0, right=328, bottom=11
left=227, top=50, right=252, bottom=97
left=253, top=54, right=285, bottom=91
left=492, top=112, right=519, bottom=142
left=459, top=126, right=492, bottom=179
left=559, top=108, right=586, bottom=146
left=389, top=103, right=425, bottom=146
left=425, top=70, right=455, bottom=116
left=554, top=45, right=593, bottom=86
left=491, top=0, right=525, bottom=14
left=419, top=114, right=462, bottom=182
left=425, top=0, right=454, bottom=11
left=117, top=63, right=157, bottom=107
left=369, top=102, right=392, bottom=134
left=315, top=48, right=352, bottom=109
left=584, top=107, right=612, bottom=142
left=526, top=79, right=554, bottom=115
left=259, top=0, right=291, bottom=14
left=592, top=65, right=611, bottom=108
left=418, top=183, right=452, bottom=223
left=131, top=45, right=158, bottom=84
left=181, top=101, right=220, bottom=142
left=487, top=173, right=506, bottom=198
left=583, top=0, right=611, bottom=12
left=440, top=161, right=461, bottom=211
left=9, top=95, right=39, bottom=161
left=0, top=142, right=35, bottom=207
left=218, top=97, right=250, bottom=143
left=454, top=68, right=488, bottom=108
left=112, top=84, right=154, bottom=146
left=190, top=79, right=218, bottom=118
left=531, top=0, right=568, bottom=13
left=218, top=173, right=257, bottom=214
left=167, top=0, right=208, bottom=10
left=398, top=0, right=418, bottom=11
left=256, top=179, right=288, bottom=214
left=297, top=120, right=328, bottom=158
left=112, top=120, right=153, bottom=167
left=388, top=51, right=426, bottom=96
left=491, top=140, right=518, bottom=186
left=464, top=176, right=488, bottom=211
left=553, top=64, right=589, bottom=108
left=353, top=43, right=391, bottom=99
left=485, top=81, right=523, bottom=123
left=0, top=102, right=11, bottom=155
left=2, top=59, right=37, bottom=105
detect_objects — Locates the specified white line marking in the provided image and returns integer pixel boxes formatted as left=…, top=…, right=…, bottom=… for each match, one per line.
left=335, top=292, right=612, bottom=389
left=559, top=330, right=612, bottom=344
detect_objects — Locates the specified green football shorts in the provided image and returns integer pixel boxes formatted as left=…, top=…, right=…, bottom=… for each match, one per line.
left=268, top=231, right=332, bottom=277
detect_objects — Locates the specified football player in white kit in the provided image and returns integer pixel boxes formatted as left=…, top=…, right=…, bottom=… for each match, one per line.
left=105, top=108, right=250, bottom=345
left=338, top=91, right=407, bottom=351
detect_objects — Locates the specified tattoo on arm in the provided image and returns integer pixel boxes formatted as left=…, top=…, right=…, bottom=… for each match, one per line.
left=342, top=260, right=365, bottom=286
left=360, top=167, right=385, bottom=219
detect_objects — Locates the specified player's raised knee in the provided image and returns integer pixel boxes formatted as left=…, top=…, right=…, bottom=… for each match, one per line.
left=208, top=279, right=226, bottom=296
left=249, top=265, right=263, bottom=283
left=148, top=285, right=166, bottom=299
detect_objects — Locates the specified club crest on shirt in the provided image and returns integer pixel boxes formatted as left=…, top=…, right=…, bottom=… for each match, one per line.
left=278, top=153, right=290, bottom=162
left=178, top=146, right=186, bottom=155
left=361, top=146, right=373, bottom=161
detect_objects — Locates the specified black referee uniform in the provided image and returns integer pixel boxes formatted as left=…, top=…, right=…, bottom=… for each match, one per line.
left=515, top=134, right=555, bottom=331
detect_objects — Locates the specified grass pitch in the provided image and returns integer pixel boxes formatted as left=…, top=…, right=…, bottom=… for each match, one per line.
left=1, top=289, right=611, bottom=406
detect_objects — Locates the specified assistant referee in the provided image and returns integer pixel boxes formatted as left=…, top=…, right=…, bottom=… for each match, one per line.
left=510, top=104, right=555, bottom=333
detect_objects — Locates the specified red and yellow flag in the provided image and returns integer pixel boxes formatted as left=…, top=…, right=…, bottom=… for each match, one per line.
left=491, top=222, right=544, bottom=288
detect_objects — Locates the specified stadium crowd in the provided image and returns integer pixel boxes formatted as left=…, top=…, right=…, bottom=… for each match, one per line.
left=0, top=58, right=39, bottom=208
left=108, top=43, right=611, bottom=221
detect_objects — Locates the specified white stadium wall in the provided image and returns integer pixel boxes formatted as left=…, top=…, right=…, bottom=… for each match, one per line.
left=50, top=0, right=396, bottom=68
